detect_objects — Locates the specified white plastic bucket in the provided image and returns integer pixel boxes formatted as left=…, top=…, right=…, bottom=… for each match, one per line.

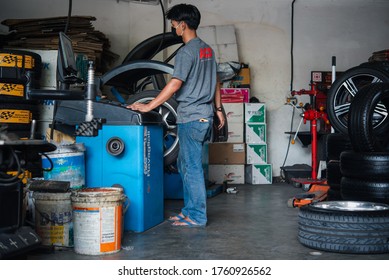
left=71, top=188, right=125, bottom=255
left=41, top=143, right=86, bottom=189
left=32, top=191, right=73, bottom=247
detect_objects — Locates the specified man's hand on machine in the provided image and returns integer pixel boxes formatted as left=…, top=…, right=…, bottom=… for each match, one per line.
left=127, top=102, right=152, bottom=113
left=216, top=110, right=225, bottom=130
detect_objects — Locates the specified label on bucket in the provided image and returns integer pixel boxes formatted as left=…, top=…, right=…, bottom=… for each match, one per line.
left=42, top=151, right=85, bottom=189
left=36, top=225, right=72, bottom=246
left=73, top=205, right=122, bottom=255
left=49, top=226, right=65, bottom=244
left=34, top=192, right=73, bottom=247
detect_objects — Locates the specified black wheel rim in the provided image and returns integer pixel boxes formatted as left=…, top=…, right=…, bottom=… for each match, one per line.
left=330, top=73, right=386, bottom=132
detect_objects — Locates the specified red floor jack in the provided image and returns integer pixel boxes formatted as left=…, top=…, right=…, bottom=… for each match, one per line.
left=287, top=85, right=330, bottom=207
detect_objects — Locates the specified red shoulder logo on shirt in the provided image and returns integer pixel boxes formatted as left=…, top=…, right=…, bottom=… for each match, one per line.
left=199, top=48, right=213, bottom=59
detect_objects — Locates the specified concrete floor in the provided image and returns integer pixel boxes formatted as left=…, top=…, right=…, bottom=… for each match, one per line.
left=25, top=182, right=389, bottom=260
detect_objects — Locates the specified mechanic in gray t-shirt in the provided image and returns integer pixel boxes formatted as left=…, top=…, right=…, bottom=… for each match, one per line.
left=128, top=3, right=225, bottom=227
left=173, top=36, right=217, bottom=124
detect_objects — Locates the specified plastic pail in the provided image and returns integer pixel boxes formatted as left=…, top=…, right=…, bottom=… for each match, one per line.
left=32, top=191, right=73, bottom=247
left=71, top=188, right=125, bottom=255
left=42, top=143, right=85, bottom=189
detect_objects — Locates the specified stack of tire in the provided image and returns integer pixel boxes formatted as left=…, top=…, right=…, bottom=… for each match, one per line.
left=324, top=133, right=352, bottom=200
left=298, top=61, right=389, bottom=254
left=0, top=49, right=42, bottom=139
left=344, top=82, right=389, bottom=203
left=0, top=50, right=43, bottom=178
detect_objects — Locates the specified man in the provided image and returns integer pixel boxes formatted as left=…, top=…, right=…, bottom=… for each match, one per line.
left=127, top=3, right=225, bottom=227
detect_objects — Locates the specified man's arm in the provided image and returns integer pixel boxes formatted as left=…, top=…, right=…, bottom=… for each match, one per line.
left=127, top=78, right=183, bottom=112
left=214, top=80, right=225, bottom=129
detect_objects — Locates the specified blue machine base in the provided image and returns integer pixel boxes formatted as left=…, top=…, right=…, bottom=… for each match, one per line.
left=77, top=124, right=164, bottom=233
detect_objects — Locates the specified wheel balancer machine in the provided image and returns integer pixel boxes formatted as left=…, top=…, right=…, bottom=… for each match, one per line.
left=27, top=32, right=165, bottom=233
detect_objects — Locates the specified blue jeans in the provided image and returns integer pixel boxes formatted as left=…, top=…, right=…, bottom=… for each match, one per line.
left=177, top=118, right=212, bottom=225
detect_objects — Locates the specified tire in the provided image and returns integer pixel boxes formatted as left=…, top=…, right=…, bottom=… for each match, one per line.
left=0, top=100, right=39, bottom=132
left=298, top=201, right=389, bottom=254
left=126, top=90, right=179, bottom=166
left=120, top=33, right=183, bottom=96
left=340, top=150, right=389, bottom=180
left=0, top=49, right=42, bottom=81
left=326, top=65, right=389, bottom=134
left=326, top=160, right=341, bottom=191
left=327, top=188, right=341, bottom=201
left=325, top=133, right=352, bottom=161
left=0, top=82, right=26, bottom=101
left=100, top=60, right=174, bottom=96
left=364, top=61, right=389, bottom=73
left=123, top=32, right=183, bottom=63
left=348, top=83, right=389, bottom=152
left=341, top=176, right=389, bottom=203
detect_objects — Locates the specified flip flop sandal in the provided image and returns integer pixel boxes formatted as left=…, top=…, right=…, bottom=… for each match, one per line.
left=168, top=213, right=185, bottom=222
left=171, top=219, right=205, bottom=228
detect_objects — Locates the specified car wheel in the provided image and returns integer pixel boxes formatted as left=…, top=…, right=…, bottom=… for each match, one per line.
left=127, top=90, right=179, bottom=166
left=326, top=65, right=389, bottom=134
left=348, top=82, right=389, bottom=152
left=298, top=201, right=389, bottom=253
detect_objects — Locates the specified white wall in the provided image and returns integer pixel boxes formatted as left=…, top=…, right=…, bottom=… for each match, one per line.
left=1, top=0, right=388, bottom=176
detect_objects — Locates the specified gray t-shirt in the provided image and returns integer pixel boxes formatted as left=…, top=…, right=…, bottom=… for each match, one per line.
left=172, top=37, right=217, bottom=123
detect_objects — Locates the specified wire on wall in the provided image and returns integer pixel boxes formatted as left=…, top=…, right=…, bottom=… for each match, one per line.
left=281, top=0, right=297, bottom=172
left=290, top=0, right=296, bottom=92
left=64, top=0, right=73, bottom=34
left=150, top=0, right=166, bottom=58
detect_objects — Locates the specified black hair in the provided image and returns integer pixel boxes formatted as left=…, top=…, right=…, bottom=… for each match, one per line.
left=165, top=3, right=201, bottom=30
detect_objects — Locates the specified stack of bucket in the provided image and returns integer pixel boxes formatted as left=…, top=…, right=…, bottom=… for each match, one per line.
left=34, top=142, right=126, bottom=255
left=32, top=143, right=85, bottom=248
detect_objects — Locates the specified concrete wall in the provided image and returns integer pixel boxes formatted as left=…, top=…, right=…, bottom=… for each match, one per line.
left=1, top=0, right=388, bottom=176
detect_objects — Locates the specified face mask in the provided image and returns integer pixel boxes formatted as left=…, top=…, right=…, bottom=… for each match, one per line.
left=171, top=22, right=183, bottom=37
left=171, top=26, right=178, bottom=36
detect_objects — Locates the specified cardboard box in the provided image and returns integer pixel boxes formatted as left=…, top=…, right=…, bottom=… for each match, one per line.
left=209, top=143, right=245, bottom=164
left=245, top=123, right=266, bottom=144
left=245, top=164, right=273, bottom=184
left=246, top=143, right=267, bottom=164
left=221, top=88, right=250, bottom=103
left=197, top=25, right=239, bottom=63
left=245, top=103, right=266, bottom=123
left=227, top=122, right=244, bottom=143
left=231, top=67, right=251, bottom=87
left=223, top=103, right=244, bottom=123
left=209, top=164, right=245, bottom=184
